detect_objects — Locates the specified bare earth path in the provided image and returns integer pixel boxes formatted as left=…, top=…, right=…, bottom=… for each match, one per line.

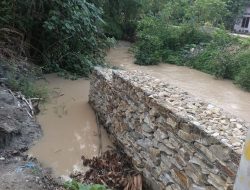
left=106, top=41, right=250, bottom=123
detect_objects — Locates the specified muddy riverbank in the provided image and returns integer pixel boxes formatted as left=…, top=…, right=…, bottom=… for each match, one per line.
left=106, top=41, right=250, bottom=123
left=0, top=86, right=62, bottom=190
left=0, top=73, right=114, bottom=189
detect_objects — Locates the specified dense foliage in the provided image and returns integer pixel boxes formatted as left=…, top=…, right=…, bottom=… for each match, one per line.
left=64, top=180, right=109, bottom=190
left=0, top=58, right=47, bottom=98
left=133, top=0, right=250, bottom=91
left=0, top=0, right=109, bottom=77
left=1, top=0, right=250, bottom=90
left=90, top=0, right=141, bottom=41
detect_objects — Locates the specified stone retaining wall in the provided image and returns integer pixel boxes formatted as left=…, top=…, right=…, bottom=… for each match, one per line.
left=89, top=67, right=249, bottom=190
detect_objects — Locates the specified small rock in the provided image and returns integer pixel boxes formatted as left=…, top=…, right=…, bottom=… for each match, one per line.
left=154, top=129, right=168, bottom=141
left=232, top=142, right=241, bottom=147
left=142, top=123, right=154, bottom=133
left=212, top=132, right=219, bottom=137
left=220, top=120, right=227, bottom=124
left=236, top=123, right=243, bottom=129
left=136, top=138, right=153, bottom=149
left=221, top=139, right=229, bottom=144
left=207, top=104, right=214, bottom=109
left=0, top=157, right=5, bottom=161
left=159, top=173, right=174, bottom=186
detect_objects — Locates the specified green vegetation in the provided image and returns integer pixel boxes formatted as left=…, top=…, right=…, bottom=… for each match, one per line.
left=132, top=0, right=250, bottom=91
left=0, top=0, right=250, bottom=91
left=89, top=0, right=141, bottom=41
left=64, top=180, right=109, bottom=190
left=0, top=58, right=47, bottom=98
left=235, top=54, right=250, bottom=90
left=0, top=0, right=110, bottom=77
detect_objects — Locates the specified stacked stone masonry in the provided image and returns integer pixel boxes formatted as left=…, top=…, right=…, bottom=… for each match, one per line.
left=89, top=67, right=249, bottom=190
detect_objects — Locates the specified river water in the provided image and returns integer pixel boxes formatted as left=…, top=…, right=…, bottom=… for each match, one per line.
left=29, top=74, right=113, bottom=177
left=30, top=41, right=250, bottom=178
left=106, top=41, right=250, bottom=123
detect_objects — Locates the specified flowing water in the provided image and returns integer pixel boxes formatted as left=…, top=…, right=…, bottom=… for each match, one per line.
left=29, top=41, right=250, bottom=177
left=106, top=41, right=250, bottom=123
left=29, top=74, right=113, bottom=177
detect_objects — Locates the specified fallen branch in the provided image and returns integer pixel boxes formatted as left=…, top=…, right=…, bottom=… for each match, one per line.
left=7, top=89, right=36, bottom=117
left=7, top=89, right=16, bottom=99
left=30, top=98, right=42, bottom=101
left=25, top=108, right=33, bottom=118
left=17, top=92, right=34, bottom=116
left=28, top=98, right=34, bottom=115
left=71, top=150, right=143, bottom=190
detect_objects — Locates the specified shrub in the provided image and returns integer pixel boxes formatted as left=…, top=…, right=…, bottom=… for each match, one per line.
left=213, top=51, right=235, bottom=79
left=64, top=180, right=109, bottom=190
left=133, top=0, right=250, bottom=91
left=103, top=17, right=123, bottom=39
left=90, top=0, right=141, bottom=41
left=180, top=29, right=241, bottom=78
left=134, top=35, right=163, bottom=65
left=232, top=49, right=250, bottom=70
left=134, top=16, right=164, bottom=65
left=232, top=49, right=250, bottom=90
left=0, top=58, right=47, bottom=98
left=0, top=0, right=109, bottom=77
left=185, top=45, right=218, bottom=75
left=134, top=15, right=212, bottom=65
left=41, top=0, right=108, bottom=76
left=235, top=64, right=250, bottom=91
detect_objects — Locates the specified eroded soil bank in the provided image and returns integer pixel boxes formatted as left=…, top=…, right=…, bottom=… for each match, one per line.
left=29, top=74, right=113, bottom=177
left=106, top=41, right=250, bottom=123
left=0, top=87, right=61, bottom=190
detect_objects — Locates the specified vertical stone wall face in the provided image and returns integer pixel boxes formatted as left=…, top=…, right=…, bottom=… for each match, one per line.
left=89, top=68, right=249, bottom=190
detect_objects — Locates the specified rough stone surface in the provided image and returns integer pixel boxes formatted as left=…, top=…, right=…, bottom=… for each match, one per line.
left=0, top=87, right=42, bottom=151
left=89, top=67, right=249, bottom=190
left=0, top=86, right=63, bottom=190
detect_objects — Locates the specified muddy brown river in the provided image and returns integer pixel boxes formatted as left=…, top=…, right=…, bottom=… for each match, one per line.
left=106, top=41, right=250, bottom=123
left=29, top=74, right=112, bottom=177
left=30, top=41, right=250, bottom=178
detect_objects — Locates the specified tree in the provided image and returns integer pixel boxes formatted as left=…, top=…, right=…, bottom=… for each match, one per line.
left=225, top=0, right=249, bottom=29
left=0, top=0, right=108, bottom=76
left=90, top=0, right=141, bottom=40
left=187, top=0, right=229, bottom=27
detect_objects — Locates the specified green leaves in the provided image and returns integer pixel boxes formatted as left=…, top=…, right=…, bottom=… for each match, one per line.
left=0, top=0, right=109, bottom=77
left=189, top=0, right=229, bottom=26
left=39, top=0, right=109, bottom=76
left=90, top=0, right=141, bottom=40
left=64, top=180, right=109, bottom=190
left=133, top=0, right=250, bottom=91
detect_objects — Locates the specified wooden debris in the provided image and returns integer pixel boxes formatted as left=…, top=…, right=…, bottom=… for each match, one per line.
left=71, top=150, right=143, bottom=190
left=6, top=89, right=40, bottom=117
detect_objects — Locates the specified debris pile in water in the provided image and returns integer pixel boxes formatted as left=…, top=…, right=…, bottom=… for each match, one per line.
left=71, top=150, right=142, bottom=190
